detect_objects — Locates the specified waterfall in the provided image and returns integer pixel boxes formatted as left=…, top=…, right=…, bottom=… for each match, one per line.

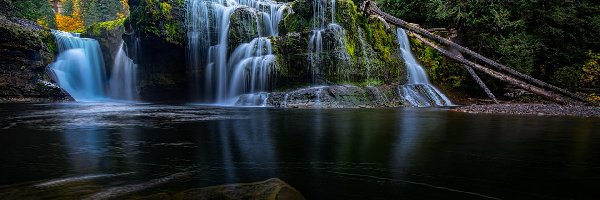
left=49, top=30, right=138, bottom=102
left=308, top=29, right=323, bottom=83
left=396, top=28, right=453, bottom=107
left=227, top=37, right=276, bottom=98
left=108, top=42, right=138, bottom=101
left=307, top=0, right=349, bottom=84
left=49, top=30, right=107, bottom=101
left=186, top=0, right=287, bottom=103
left=328, top=23, right=350, bottom=80
left=358, top=29, right=372, bottom=84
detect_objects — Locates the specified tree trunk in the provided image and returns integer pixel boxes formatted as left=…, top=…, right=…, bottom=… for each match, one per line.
left=464, top=64, right=499, bottom=104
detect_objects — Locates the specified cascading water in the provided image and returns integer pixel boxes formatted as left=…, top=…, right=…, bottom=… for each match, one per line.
left=358, top=29, right=373, bottom=85
left=307, top=0, right=350, bottom=84
left=396, top=28, right=453, bottom=107
left=328, top=23, right=350, bottom=80
left=49, top=30, right=138, bottom=102
left=186, top=0, right=287, bottom=104
left=49, top=30, right=107, bottom=101
left=227, top=37, right=276, bottom=99
left=108, top=42, right=138, bottom=101
left=307, top=0, right=327, bottom=83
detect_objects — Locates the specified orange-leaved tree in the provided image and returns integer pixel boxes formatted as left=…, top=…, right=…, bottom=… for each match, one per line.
left=55, top=0, right=84, bottom=32
left=55, top=13, right=84, bottom=32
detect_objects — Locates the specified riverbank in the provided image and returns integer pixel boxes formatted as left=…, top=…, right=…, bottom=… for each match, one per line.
left=453, top=103, right=600, bottom=117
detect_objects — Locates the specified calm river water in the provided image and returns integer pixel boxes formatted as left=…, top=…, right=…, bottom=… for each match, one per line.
left=0, top=103, right=599, bottom=199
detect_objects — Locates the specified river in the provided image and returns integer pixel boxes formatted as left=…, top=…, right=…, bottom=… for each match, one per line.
left=0, top=103, right=598, bottom=199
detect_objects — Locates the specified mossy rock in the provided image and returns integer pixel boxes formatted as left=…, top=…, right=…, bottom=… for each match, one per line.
left=274, top=0, right=404, bottom=89
left=84, top=18, right=126, bottom=38
left=228, top=7, right=259, bottom=52
left=280, top=0, right=312, bottom=35
left=128, top=0, right=185, bottom=45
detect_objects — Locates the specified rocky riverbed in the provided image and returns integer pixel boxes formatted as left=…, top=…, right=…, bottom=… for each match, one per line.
left=453, top=104, right=600, bottom=117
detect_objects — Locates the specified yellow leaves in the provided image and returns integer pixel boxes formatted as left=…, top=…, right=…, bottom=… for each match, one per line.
left=55, top=13, right=84, bottom=32
left=36, top=19, right=50, bottom=28
left=581, top=51, right=600, bottom=88
left=120, top=0, right=130, bottom=17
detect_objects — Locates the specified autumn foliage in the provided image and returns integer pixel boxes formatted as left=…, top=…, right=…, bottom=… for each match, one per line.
left=55, top=13, right=84, bottom=32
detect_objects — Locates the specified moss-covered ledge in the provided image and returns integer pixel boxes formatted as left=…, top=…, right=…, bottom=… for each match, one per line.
left=128, top=0, right=185, bottom=45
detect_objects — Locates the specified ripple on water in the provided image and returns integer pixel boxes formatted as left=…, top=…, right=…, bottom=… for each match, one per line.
left=4, top=103, right=250, bottom=130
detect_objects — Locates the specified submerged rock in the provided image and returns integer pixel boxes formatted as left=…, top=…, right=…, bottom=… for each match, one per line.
left=175, top=178, right=305, bottom=200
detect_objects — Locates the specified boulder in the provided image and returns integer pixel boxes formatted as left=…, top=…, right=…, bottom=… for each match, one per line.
left=135, top=178, right=306, bottom=200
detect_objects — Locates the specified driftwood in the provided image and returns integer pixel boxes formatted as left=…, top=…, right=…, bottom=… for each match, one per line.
left=411, top=33, right=576, bottom=105
left=361, top=1, right=590, bottom=105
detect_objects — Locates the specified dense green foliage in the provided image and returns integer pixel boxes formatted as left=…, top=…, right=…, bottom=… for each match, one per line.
left=10, top=0, right=56, bottom=28
left=376, top=0, right=600, bottom=90
left=78, top=0, right=125, bottom=26
left=128, top=0, right=185, bottom=44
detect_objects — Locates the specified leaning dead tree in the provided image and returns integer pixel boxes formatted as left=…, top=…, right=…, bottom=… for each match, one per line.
left=361, top=1, right=591, bottom=105
left=459, top=54, right=499, bottom=104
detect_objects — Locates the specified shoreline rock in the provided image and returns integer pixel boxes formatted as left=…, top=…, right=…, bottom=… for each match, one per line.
left=453, top=104, right=600, bottom=118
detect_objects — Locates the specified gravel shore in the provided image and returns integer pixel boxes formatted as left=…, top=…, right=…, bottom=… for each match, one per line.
left=453, top=104, right=600, bottom=117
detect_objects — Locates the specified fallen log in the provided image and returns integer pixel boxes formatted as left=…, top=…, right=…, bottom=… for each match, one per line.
left=464, top=63, right=499, bottom=104
left=361, top=1, right=590, bottom=105
left=411, top=33, right=577, bottom=105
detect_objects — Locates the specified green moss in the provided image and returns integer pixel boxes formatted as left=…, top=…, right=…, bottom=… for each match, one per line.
left=228, top=8, right=259, bottom=51
left=360, top=16, right=402, bottom=84
left=129, top=0, right=185, bottom=44
left=160, top=2, right=173, bottom=19
left=281, top=0, right=311, bottom=34
left=275, top=0, right=405, bottom=87
left=361, top=78, right=382, bottom=86
left=85, top=18, right=126, bottom=37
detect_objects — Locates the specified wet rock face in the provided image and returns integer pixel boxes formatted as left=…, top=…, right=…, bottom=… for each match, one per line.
left=228, top=7, right=259, bottom=52
left=124, top=0, right=188, bottom=102
left=124, top=33, right=188, bottom=102
left=275, top=0, right=405, bottom=88
left=122, top=0, right=408, bottom=102
left=266, top=84, right=403, bottom=108
left=0, top=15, right=70, bottom=102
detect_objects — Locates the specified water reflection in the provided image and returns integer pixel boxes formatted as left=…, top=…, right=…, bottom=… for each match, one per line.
left=0, top=104, right=599, bottom=199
